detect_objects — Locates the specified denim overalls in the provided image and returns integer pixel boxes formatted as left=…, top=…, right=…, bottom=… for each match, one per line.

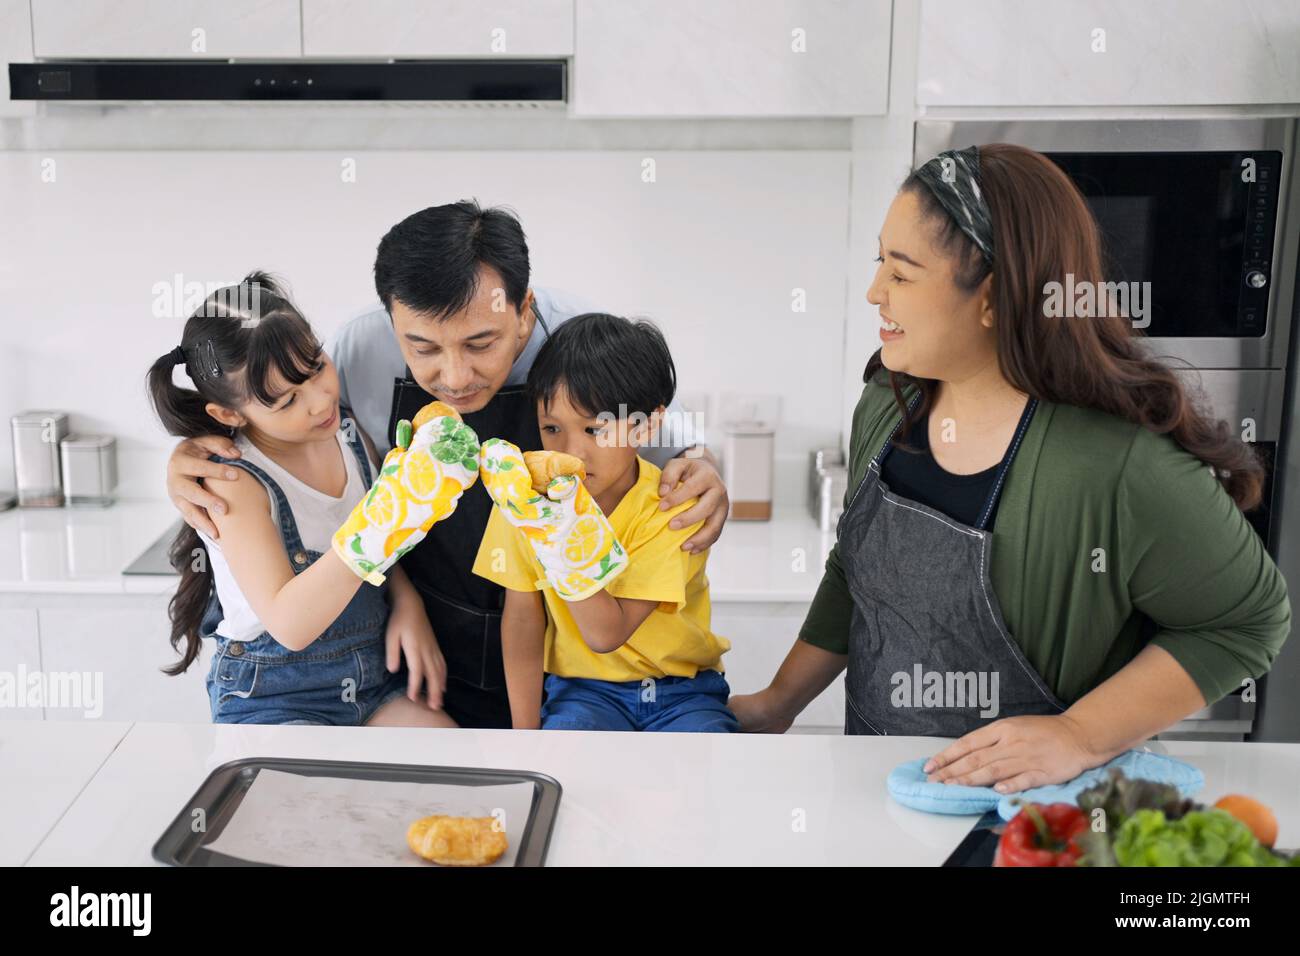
left=199, top=417, right=407, bottom=725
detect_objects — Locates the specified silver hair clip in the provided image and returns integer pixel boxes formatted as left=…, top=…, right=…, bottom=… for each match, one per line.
left=195, top=339, right=222, bottom=380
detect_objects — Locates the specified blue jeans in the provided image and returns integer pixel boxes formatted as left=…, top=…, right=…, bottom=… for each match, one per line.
left=207, top=636, right=408, bottom=726
left=541, top=670, right=739, bottom=733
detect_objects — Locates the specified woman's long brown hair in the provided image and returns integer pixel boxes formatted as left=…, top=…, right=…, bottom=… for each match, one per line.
left=864, top=142, right=1264, bottom=510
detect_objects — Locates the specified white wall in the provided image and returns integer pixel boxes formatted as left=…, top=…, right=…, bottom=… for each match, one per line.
left=0, top=147, right=851, bottom=502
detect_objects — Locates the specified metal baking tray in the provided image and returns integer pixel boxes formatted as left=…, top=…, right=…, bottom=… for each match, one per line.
left=152, top=757, right=562, bottom=867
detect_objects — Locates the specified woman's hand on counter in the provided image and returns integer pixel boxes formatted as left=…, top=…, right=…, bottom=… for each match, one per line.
left=731, top=639, right=848, bottom=732
left=728, top=688, right=796, bottom=734
left=924, top=645, right=1209, bottom=791
left=922, top=713, right=1099, bottom=791
left=166, top=435, right=243, bottom=539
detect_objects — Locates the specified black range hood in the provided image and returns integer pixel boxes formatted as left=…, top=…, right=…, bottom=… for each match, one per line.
left=8, top=59, right=566, bottom=102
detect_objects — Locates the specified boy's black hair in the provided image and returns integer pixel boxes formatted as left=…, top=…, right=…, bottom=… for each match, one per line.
left=527, top=313, right=676, bottom=419
left=374, top=199, right=530, bottom=320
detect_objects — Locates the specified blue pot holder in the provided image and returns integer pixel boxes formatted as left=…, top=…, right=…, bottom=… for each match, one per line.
left=886, top=749, right=1204, bottom=819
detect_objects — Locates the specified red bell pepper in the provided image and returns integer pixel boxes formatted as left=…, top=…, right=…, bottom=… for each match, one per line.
left=994, top=803, right=1088, bottom=867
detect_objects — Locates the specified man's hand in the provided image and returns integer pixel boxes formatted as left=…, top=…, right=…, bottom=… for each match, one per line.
left=658, top=447, right=728, bottom=553
left=166, top=435, right=242, bottom=539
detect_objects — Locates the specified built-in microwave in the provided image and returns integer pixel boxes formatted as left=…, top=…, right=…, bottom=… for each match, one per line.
left=914, top=119, right=1298, bottom=372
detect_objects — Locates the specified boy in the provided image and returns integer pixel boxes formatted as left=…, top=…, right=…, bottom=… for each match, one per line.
left=471, top=313, right=736, bottom=732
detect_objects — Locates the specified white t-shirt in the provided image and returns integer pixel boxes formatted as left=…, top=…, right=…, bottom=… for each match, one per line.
left=327, top=285, right=705, bottom=460
left=199, top=429, right=373, bottom=642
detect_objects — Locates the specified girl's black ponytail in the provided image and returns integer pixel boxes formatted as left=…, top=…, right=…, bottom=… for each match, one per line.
left=145, top=347, right=232, bottom=446
left=146, top=349, right=233, bottom=676
left=162, top=524, right=212, bottom=676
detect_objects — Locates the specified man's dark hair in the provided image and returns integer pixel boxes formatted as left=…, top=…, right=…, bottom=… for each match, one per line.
left=527, top=313, right=676, bottom=419
left=374, top=200, right=530, bottom=319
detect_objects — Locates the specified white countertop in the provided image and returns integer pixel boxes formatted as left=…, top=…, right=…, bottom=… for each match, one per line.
left=0, top=499, right=180, bottom=595
left=0, top=720, right=133, bottom=866
left=0, top=499, right=829, bottom=602
left=698, top=507, right=834, bottom=602
left=15, top=721, right=1300, bottom=866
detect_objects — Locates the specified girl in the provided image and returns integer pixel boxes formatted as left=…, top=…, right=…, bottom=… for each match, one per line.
left=147, top=271, right=457, bottom=727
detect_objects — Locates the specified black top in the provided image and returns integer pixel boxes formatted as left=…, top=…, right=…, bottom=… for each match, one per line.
left=880, top=409, right=1003, bottom=529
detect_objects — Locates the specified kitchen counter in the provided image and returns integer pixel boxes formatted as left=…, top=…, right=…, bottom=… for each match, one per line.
left=15, top=721, right=1300, bottom=866
left=0, top=499, right=830, bottom=602
left=0, top=720, right=133, bottom=866
left=696, top=507, right=834, bottom=602
left=0, top=499, right=180, bottom=595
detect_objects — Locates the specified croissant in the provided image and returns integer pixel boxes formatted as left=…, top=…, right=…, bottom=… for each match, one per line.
left=523, top=450, right=586, bottom=493
left=406, top=814, right=508, bottom=866
left=411, top=401, right=461, bottom=431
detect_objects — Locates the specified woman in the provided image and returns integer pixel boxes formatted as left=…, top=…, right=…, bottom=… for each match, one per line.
left=730, top=144, right=1290, bottom=792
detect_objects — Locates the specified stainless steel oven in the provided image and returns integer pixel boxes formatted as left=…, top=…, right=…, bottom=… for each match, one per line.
left=915, top=119, right=1300, bottom=741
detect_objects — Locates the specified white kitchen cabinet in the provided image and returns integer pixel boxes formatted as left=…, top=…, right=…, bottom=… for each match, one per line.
left=573, top=0, right=891, bottom=117
left=918, top=0, right=1300, bottom=107
left=13, top=594, right=830, bottom=726
left=37, top=599, right=211, bottom=724
left=26, top=598, right=839, bottom=728
left=303, top=0, right=574, bottom=57
left=0, top=0, right=35, bottom=117
left=0, top=609, right=44, bottom=720
left=714, top=602, right=844, bottom=730
left=30, top=0, right=301, bottom=59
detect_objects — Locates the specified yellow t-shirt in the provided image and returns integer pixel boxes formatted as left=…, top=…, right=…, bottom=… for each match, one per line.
left=472, top=456, right=730, bottom=682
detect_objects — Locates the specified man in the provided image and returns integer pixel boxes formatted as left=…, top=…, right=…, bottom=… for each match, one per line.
left=165, top=200, right=729, bottom=728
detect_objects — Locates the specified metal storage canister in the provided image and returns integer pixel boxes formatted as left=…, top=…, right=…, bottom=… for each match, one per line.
left=60, top=434, right=118, bottom=507
left=816, top=463, right=849, bottom=532
left=12, top=410, right=69, bottom=507
left=808, top=446, right=847, bottom=531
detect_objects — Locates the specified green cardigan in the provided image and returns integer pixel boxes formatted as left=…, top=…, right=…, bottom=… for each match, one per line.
left=799, top=375, right=1291, bottom=707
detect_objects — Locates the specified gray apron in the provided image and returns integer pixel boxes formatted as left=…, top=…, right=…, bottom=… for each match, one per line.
left=839, top=393, right=1066, bottom=736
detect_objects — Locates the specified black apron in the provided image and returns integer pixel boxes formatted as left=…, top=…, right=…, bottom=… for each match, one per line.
left=839, top=393, right=1067, bottom=736
left=386, top=310, right=549, bottom=728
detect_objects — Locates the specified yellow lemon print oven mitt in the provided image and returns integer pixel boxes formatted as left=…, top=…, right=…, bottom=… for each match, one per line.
left=332, top=401, right=480, bottom=585
left=478, top=438, right=628, bottom=601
